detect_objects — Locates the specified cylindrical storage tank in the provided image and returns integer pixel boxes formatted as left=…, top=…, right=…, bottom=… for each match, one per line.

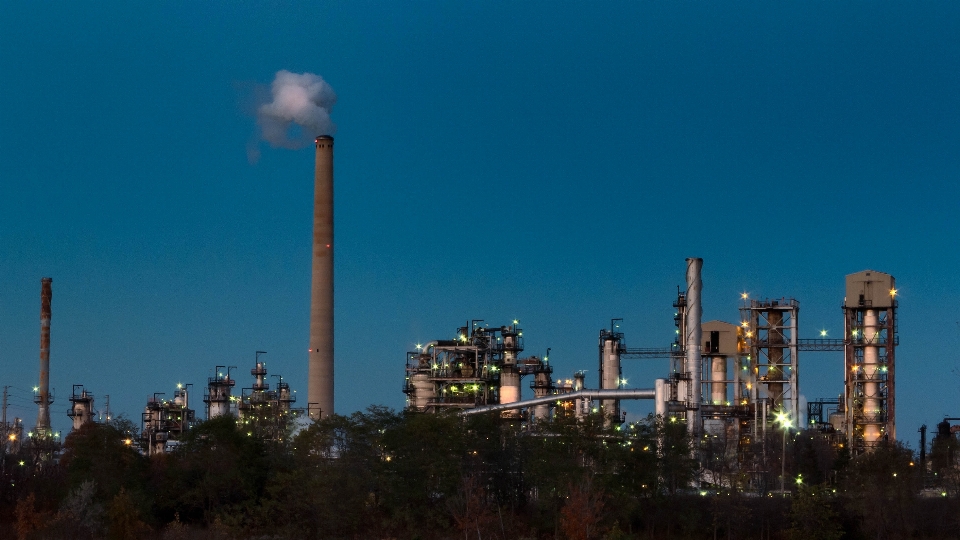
left=309, top=136, right=335, bottom=419
left=684, top=258, right=703, bottom=434
left=711, top=356, right=726, bottom=404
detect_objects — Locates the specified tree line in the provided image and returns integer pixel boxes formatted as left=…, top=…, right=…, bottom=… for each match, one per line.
left=1, top=407, right=959, bottom=539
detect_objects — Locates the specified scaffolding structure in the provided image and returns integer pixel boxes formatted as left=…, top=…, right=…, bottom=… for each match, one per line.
left=843, top=270, right=898, bottom=454
left=740, top=298, right=800, bottom=429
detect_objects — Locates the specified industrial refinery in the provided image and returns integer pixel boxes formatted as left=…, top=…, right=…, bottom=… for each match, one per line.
left=403, top=259, right=902, bottom=469
left=0, top=135, right=909, bottom=471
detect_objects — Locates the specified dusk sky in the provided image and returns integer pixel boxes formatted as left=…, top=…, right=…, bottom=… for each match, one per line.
left=2, top=2, right=959, bottom=442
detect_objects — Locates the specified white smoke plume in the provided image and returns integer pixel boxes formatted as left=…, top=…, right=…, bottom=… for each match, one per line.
left=249, top=70, right=336, bottom=161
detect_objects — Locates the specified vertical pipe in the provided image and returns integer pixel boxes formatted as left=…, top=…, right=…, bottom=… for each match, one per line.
left=684, top=258, right=702, bottom=435
left=655, top=379, right=667, bottom=417
left=863, top=309, right=881, bottom=445
left=309, top=136, right=335, bottom=419
left=789, top=306, right=799, bottom=424
left=601, top=334, right=621, bottom=420
left=711, top=356, right=726, bottom=404
left=36, top=278, right=52, bottom=436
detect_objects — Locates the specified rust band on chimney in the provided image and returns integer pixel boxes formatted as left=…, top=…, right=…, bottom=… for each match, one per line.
left=36, top=277, right=53, bottom=435
left=309, top=136, right=334, bottom=419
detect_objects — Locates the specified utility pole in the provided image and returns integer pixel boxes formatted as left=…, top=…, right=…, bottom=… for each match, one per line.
left=2, top=386, right=8, bottom=434
left=1, top=386, right=7, bottom=452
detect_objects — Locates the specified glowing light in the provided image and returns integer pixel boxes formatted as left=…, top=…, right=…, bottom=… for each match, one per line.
left=741, top=321, right=749, bottom=328
left=795, top=475, right=803, bottom=485
left=415, top=343, right=423, bottom=351
left=33, top=387, right=39, bottom=392
left=177, top=383, right=183, bottom=389
left=741, top=292, right=749, bottom=300
left=890, top=288, right=897, bottom=297
left=513, top=320, right=519, bottom=325
left=8, top=434, right=15, bottom=441
left=774, top=411, right=792, bottom=429
left=820, top=329, right=828, bottom=337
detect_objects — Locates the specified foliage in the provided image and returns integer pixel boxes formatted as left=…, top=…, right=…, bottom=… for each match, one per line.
left=6, top=408, right=960, bottom=539
left=784, top=485, right=843, bottom=540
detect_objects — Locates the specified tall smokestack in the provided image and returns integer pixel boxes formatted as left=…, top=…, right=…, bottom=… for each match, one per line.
left=684, top=258, right=702, bottom=436
left=309, top=136, right=334, bottom=418
left=35, top=278, right=52, bottom=435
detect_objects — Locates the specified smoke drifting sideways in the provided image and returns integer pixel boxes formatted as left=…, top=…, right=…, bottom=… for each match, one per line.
left=248, top=70, right=336, bottom=162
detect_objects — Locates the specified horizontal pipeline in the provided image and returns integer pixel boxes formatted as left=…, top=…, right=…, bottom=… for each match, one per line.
left=461, top=388, right=655, bottom=416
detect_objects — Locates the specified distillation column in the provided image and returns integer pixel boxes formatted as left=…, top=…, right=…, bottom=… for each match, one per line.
left=67, top=385, right=95, bottom=432
left=35, top=278, right=53, bottom=436
left=599, top=329, right=622, bottom=421
left=862, top=309, right=881, bottom=444
left=499, top=329, right=521, bottom=419
left=843, top=270, right=897, bottom=454
left=309, top=135, right=335, bottom=419
left=684, top=258, right=703, bottom=436
left=204, top=367, right=235, bottom=419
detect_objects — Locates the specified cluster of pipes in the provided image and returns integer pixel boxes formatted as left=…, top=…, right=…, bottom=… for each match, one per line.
left=403, top=260, right=898, bottom=457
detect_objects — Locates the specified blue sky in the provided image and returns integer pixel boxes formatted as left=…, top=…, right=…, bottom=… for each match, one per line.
left=1, top=2, right=959, bottom=442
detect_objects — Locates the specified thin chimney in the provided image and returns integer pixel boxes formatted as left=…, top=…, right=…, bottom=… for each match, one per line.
left=35, top=278, right=53, bottom=435
left=308, top=136, right=334, bottom=418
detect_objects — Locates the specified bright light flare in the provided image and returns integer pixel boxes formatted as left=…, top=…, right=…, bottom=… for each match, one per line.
left=774, top=411, right=792, bottom=429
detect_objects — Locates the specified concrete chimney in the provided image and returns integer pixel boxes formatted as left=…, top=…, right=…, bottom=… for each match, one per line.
left=35, top=277, right=52, bottom=435
left=309, top=136, right=334, bottom=418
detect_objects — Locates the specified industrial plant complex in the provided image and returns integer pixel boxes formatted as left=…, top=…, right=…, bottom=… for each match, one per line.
left=1, top=135, right=954, bottom=498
